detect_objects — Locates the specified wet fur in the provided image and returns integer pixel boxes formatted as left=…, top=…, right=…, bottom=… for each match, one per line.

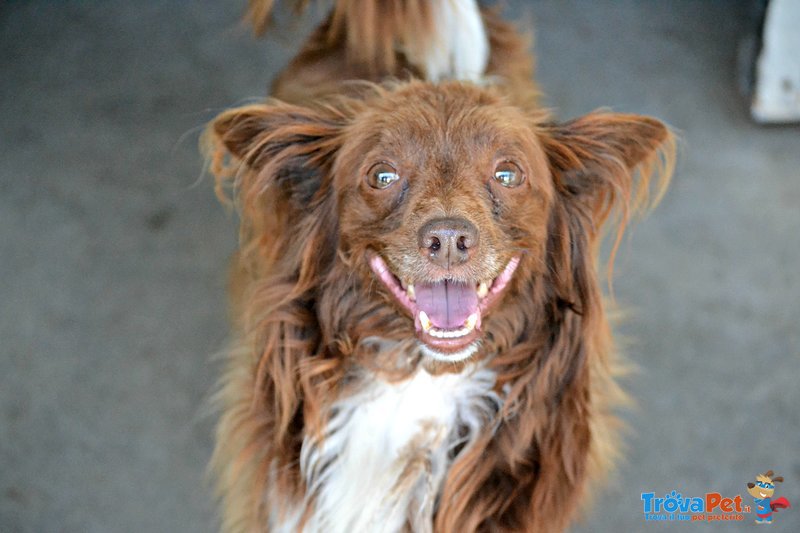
left=206, top=1, right=675, bottom=531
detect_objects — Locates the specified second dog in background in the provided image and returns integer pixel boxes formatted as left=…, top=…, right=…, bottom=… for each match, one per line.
left=206, top=1, right=675, bottom=531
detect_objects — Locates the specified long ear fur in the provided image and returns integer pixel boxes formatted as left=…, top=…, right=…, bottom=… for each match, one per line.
left=541, top=111, right=675, bottom=488
left=208, top=101, right=347, bottom=209
left=537, top=112, right=675, bottom=518
left=205, top=102, right=350, bottom=529
left=205, top=101, right=351, bottom=272
left=545, top=112, right=676, bottom=291
left=543, top=112, right=675, bottom=430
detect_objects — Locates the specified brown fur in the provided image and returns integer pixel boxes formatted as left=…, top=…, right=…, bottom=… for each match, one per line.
left=206, top=2, right=675, bottom=531
left=251, top=2, right=536, bottom=106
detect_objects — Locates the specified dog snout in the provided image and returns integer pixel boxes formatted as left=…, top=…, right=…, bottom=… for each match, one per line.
left=418, top=217, right=479, bottom=269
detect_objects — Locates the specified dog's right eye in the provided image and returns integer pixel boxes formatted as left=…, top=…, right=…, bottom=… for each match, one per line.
left=367, top=162, right=400, bottom=189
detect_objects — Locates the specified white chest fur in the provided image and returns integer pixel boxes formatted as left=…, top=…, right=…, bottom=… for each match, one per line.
left=279, top=364, right=500, bottom=533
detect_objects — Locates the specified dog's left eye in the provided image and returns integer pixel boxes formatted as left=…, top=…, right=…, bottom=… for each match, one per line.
left=367, top=162, right=400, bottom=189
left=493, top=161, right=525, bottom=187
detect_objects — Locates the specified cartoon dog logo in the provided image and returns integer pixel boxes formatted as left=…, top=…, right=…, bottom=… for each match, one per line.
left=746, top=470, right=791, bottom=524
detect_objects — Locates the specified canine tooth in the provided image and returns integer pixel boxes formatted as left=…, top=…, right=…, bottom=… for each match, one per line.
left=477, top=282, right=489, bottom=299
left=419, top=311, right=432, bottom=332
left=464, top=313, right=478, bottom=332
left=406, top=283, right=416, bottom=301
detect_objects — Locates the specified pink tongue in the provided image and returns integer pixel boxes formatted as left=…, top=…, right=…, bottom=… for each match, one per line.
left=415, top=280, right=478, bottom=329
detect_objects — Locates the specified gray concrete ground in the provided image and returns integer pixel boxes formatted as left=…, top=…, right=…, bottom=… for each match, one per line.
left=1, top=1, right=798, bottom=532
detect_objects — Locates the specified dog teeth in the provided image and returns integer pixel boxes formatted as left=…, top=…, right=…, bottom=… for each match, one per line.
left=419, top=310, right=432, bottom=332
left=428, top=326, right=471, bottom=339
left=464, top=312, right=478, bottom=331
left=406, top=283, right=416, bottom=301
left=423, top=312, right=479, bottom=339
left=430, top=328, right=465, bottom=339
left=477, top=281, right=489, bottom=299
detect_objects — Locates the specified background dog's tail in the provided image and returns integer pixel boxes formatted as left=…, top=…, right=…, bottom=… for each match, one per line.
left=246, top=0, right=491, bottom=81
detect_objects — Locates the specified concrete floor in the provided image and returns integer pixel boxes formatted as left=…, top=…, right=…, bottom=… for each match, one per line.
left=1, top=1, right=798, bottom=532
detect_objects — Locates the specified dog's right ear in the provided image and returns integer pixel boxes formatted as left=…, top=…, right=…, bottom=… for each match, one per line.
left=207, top=101, right=349, bottom=209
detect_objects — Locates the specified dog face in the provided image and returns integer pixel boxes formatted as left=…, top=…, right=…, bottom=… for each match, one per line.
left=747, top=471, right=783, bottom=499
left=332, top=84, right=553, bottom=360
left=211, top=81, right=672, bottom=365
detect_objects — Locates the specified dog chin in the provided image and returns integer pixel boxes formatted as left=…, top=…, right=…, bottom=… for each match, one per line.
left=419, top=341, right=481, bottom=363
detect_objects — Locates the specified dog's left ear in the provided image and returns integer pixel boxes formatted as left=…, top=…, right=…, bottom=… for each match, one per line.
left=544, top=112, right=675, bottom=230
left=541, top=112, right=675, bottom=309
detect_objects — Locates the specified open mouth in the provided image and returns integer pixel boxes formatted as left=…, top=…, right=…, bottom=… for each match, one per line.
left=368, top=253, right=520, bottom=358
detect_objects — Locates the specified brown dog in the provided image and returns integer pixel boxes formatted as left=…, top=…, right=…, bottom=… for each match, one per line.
left=206, top=1, right=675, bottom=531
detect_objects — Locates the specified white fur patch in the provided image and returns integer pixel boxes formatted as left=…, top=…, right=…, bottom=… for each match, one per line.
left=419, top=341, right=480, bottom=363
left=276, top=362, right=500, bottom=532
left=407, top=0, right=490, bottom=82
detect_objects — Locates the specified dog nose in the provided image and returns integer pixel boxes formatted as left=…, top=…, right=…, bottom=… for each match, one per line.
left=418, top=217, right=479, bottom=268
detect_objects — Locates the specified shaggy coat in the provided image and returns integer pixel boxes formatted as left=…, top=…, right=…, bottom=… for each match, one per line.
left=206, top=1, right=675, bottom=531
